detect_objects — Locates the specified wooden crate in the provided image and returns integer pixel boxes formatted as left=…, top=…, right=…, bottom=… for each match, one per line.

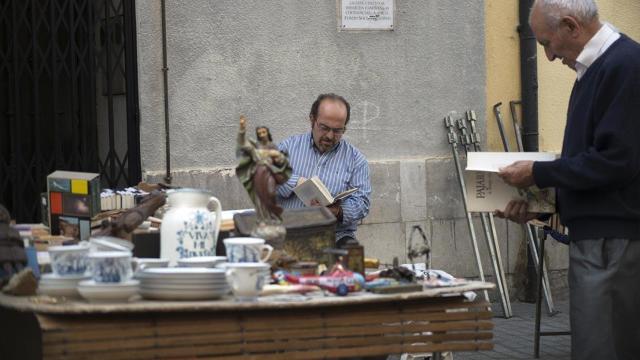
left=33, top=298, right=491, bottom=359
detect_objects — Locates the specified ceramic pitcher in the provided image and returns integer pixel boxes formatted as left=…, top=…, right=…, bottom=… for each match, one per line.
left=160, top=189, right=222, bottom=265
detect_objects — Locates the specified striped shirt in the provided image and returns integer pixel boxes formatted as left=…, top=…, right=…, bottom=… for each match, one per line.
left=276, top=132, right=371, bottom=241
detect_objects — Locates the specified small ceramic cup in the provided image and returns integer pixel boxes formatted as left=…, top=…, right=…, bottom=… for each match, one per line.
left=89, top=251, right=133, bottom=283
left=225, top=262, right=271, bottom=301
left=48, top=245, right=90, bottom=277
left=223, top=237, right=273, bottom=263
left=177, top=256, right=226, bottom=268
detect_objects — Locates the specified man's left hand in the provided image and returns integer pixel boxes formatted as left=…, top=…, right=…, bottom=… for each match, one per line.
left=498, top=160, right=535, bottom=188
left=327, top=201, right=343, bottom=222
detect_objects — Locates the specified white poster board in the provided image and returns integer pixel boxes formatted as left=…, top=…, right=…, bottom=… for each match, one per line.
left=339, top=0, right=394, bottom=30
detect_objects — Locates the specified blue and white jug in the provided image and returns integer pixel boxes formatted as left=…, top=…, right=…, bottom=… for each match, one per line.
left=160, top=189, right=222, bottom=265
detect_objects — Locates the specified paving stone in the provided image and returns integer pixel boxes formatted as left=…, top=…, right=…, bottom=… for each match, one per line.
left=455, top=301, right=570, bottom=360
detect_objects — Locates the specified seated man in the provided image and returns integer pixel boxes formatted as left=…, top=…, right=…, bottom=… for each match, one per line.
left=276, top=93, right=371, bottom=248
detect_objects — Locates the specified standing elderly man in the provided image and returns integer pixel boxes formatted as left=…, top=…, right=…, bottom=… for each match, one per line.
left=276, top=93, right=371, bottom=248
left=497, top=1, right=640, bottom=359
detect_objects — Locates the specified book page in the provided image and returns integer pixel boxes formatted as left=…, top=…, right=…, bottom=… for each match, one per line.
left=333, top=187, right=358, bottom=202
left=311, top=177, right=334, bottom=203
left=293, top=177, right=333, bottom=206
left=466, top=152, right=556, bottom=172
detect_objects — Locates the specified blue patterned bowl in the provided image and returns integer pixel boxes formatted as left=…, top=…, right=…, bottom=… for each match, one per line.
left=48, top=245, right=90, bottom=277
left=89, top=251, right=133, bottom=283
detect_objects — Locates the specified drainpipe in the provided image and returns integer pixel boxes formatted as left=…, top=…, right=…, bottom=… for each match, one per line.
left=161, top=0, right=172, bottom=184
left=518, top=0, right=539, bottom=301
left=519, top=0, right=538, bottom=152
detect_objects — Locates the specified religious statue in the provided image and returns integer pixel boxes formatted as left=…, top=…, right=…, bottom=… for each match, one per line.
left=236, top=116, right=292, bottom=245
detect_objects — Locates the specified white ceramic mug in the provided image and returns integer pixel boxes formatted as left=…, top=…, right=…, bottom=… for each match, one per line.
left=225, top=263, right=270, bottom=301
left=223, top=237, right=273, bottom=263
left=89, top=251, right=133, bottom=283
left=48, top=245, right=90, bottom=277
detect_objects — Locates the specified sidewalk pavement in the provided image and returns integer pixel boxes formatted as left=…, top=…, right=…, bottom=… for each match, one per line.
left=456, top=301, right=571, bottom=360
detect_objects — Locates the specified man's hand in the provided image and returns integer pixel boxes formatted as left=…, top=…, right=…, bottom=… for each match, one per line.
left=327, top=201, right=343, bottom=222
left=297, top=176, right=307, bottom=186
left=494, top=200, right=539, bottom=224
left=498, top=160, right=535, bottom=188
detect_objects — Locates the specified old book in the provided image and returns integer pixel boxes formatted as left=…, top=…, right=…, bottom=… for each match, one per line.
left=293, top=176, right=357, bottom=207
left=464, top=152, right=556, bottom=213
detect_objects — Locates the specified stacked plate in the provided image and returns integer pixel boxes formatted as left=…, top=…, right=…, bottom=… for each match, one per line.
left=137, top=268, right=230, bottom=300
left=38, top=273, right=89, bottom=297
left=77, top=280, right=140, bottom=303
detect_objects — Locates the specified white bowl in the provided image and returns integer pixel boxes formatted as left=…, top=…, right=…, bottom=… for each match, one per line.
left=88, top=251, right=133, bottom=283
left=133, top=258, right=170, bottom=273
left=78, top=279, right=139, bottom=302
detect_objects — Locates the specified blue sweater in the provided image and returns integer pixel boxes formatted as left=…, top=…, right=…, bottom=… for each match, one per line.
left=533, top=34, right=640, bottom=241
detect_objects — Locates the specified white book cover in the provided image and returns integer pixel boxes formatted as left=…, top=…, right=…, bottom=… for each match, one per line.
left=464, top=152, right=557, bottom=213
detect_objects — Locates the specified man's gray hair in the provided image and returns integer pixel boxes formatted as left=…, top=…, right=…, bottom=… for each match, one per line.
left=532, top=0, right=599, bottom=28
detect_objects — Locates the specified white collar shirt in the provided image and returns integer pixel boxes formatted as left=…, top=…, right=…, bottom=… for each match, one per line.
left=575, top=23, right=620, bottom=80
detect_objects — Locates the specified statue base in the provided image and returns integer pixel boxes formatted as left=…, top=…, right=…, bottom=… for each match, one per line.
left=251, top=222, right=286, bottom=249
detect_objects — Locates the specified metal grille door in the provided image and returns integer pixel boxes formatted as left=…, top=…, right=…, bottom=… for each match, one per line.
left=0, top=0, right=140, bottom=222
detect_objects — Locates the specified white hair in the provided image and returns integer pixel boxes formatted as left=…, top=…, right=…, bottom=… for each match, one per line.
left=532, top=0, right=599, bottom=28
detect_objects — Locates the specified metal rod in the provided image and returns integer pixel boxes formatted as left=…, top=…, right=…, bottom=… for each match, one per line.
left=493, top=102, right=511, bottom=152
left=488, top=213, right=512, bottom=316
left=444, top=116, right=490, bottom=303
left=509, top=101, right=525, bottom=152
left=464, top=111, right=513, bottom=318
left=534, top=229, right=545, bottom=358
left=527, top=225, right=555, bottom=313
left=161, top=0, right=172, bottom=184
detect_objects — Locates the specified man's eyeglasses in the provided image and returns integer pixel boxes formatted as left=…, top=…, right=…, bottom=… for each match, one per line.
left=315, top=121, right=346, bottom=135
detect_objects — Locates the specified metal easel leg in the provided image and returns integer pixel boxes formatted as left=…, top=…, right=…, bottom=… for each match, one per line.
left=534, top=232, right=545, bottom=358
left=525, top=224, right=555, bottom=314
left=489, top=213, right=512, bottom=318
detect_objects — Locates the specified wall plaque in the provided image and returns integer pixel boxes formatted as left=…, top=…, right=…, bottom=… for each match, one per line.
left=339, top=0, right=394, bottom=30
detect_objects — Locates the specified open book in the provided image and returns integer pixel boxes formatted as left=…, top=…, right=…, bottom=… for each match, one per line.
left=293, top=176, right=358, bottom=206
left=464, top=152, right=557, bottom=213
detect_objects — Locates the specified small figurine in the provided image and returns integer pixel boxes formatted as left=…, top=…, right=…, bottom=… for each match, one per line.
left=235, top=116, right=292, bottom=244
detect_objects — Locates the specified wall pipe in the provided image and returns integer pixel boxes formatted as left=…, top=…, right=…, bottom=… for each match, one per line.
left=519, top=0, right=539, bottom=152
left=161, top=0, right=172, bottom=184
left=518, top=0, right=540, bottom=301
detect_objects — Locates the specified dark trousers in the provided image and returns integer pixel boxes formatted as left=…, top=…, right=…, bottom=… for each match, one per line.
left=569, top=238, right=640, bottom=360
